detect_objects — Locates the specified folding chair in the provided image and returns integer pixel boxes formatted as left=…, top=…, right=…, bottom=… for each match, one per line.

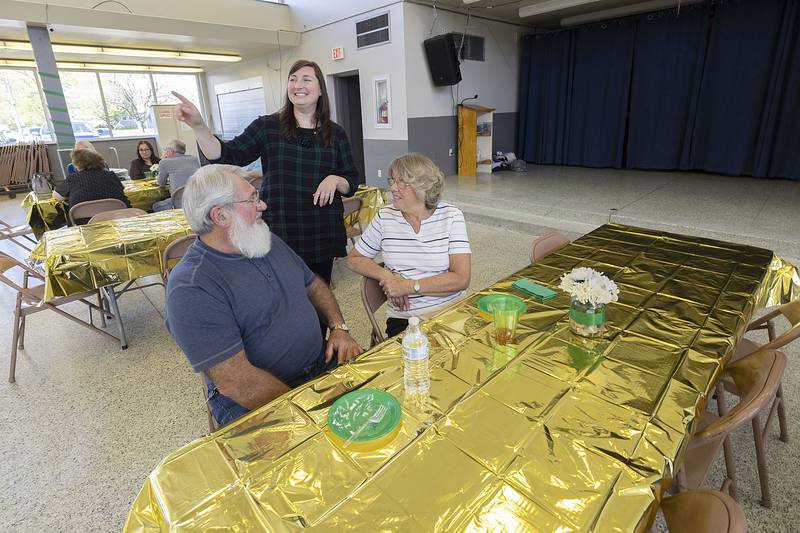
left=530, top=231, right=570, bottom=263
left=660, top=489, right=747, bottom=533
left=201, top=376, right=219, bottom=434
left=343, top=196, right=364, bottom=246
left=1, top=250, right=119, bottom=383
left=171, top=186, right=186, bottom=209
left=88, top=208, right=147, bottom=224
left=361, top=274, right=388, bottom=347
left=676, top=349, right=786, bottom=508
left=0, top=217, right=37, bottom=252
left=161, top=234, right=197, bottom=287
left=68, top=198, right=127, bottom=225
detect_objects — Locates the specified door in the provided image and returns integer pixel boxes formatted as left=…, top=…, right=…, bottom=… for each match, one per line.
left=333, top=73, right=366, bottom=184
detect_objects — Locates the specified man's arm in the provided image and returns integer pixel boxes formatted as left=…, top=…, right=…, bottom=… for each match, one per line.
left=306, top=276, right=363, bottom=363
left=156, top=160, right=169, bottom=187
left=205, top=350, right=290, bottom=410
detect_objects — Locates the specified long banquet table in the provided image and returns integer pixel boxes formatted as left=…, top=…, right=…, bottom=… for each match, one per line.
left=123, top=223, right=797, bottom=531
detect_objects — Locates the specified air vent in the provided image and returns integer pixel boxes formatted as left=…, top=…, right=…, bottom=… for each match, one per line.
left=356, top=12, right=390, bottom=49
left=451, top=33, right=485, bottom=61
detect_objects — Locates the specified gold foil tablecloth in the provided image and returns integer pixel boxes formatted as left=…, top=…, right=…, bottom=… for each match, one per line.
left=346, top=185, right=387, bottom=232
left=124, top=223, right=797, bottom=532
left=22, top=180, right=169, bottom=238
left=29, top=209, right=192, bottom=300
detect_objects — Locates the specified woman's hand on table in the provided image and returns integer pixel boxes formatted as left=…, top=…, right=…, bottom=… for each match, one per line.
left=313, top=175, right=349, bottom=206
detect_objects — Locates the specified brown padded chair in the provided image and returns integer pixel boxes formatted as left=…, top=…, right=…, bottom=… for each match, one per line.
left=530, top=231, right=570, bottom=263
left=1, top=250, right=119, bottom=383
left=343, top=196, right=364, bottom=246
left=171, top=186, right=186, bottom=209
left=249, top=175, right=263, bottom=191
left=68, top=198, right=127, bottom=225
left=677, top=349, right=785, bottom=508
left=729, top=298, right=799, bottom=444
left=88, top=208, right=147, bottom=224
left=661, top=489, right=747, bottom=533
left=361, top=274, right=388, bottom=348
left=161, top=234, right=197, bottom=287
left=0, top=217, right=37, bottom=252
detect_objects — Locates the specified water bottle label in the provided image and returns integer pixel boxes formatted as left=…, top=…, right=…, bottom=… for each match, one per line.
left=403, top=346, right=428, bottom=361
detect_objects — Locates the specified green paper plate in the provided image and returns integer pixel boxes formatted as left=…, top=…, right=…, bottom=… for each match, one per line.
left=327, top=389, right=402, bottom=450
left=477, top=293, right=527, bottom=320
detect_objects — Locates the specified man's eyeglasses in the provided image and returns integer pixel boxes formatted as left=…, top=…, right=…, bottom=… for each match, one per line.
left=230, top=190, right=261, bottom=206
left=387, top=177, right=411, bottom=189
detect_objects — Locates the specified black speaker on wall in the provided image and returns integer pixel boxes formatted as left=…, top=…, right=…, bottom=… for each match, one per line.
left=423, top=34, right=462, bottom=86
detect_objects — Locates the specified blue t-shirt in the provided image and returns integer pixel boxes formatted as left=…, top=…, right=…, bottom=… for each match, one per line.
left=165, top=235, right=323, bottom=388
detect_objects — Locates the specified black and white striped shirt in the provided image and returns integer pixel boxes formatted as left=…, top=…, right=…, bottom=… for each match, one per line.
left=355, top=202, right=471, bottom=319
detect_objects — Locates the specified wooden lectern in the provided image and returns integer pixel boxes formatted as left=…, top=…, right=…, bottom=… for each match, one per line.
left=457, top=104, right=495, bottom=177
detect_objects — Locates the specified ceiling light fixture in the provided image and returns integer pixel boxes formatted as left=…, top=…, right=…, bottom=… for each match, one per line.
left=560, top=0, right=702, bottom=26
left=0, top=39, right=240, bottom=62
left=0, top=58, right=204, bottom=73
left=519, top=0, right=605, bottom=18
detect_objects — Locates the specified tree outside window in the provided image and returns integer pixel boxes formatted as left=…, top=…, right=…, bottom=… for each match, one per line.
left=100, top=72, right=158, bottom=137
left=0, top=69, right=46, bottom=144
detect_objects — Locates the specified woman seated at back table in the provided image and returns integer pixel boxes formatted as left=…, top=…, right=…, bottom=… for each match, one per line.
left=54, top=149, right=130, bottom=225
left=347, top=153, right=472, bottom=337
left=129, top=140, right=160, bottom=180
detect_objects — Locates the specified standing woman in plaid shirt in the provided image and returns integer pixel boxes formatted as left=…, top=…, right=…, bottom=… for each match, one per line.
left=171, top=60, right=359, bottom=283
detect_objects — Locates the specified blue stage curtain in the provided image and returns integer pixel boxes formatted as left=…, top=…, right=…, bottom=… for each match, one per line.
left=517, top=32, right=573, bottom=164
left=626, top=4, right=709, bottom=169
left=688, top=0, right=792, bottom=177
left=565, top=19, right=635, bottom=168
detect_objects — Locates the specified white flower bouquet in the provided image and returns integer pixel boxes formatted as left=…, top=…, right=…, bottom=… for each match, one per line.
left=560, top=267, right=619, bottom=337
left=559, top=267, right=619, bottom=306
left=150, top=163, right=159, bottom=174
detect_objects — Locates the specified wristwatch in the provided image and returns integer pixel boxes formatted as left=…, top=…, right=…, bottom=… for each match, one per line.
left=413, top=281, right=421, bottom=293
left=329, top=323, right=350, bottom=332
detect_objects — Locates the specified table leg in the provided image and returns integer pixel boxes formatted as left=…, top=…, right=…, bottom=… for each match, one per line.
left=103, top=286, right=128, bottom=349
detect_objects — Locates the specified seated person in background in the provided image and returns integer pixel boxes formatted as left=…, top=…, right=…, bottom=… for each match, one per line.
left=347, top=153, right=472, bottom=338
left=166, top=164, right=362, bottom=426
left=66, top=140, right=97, bottom=176
left=129, top=140, right=160, bottom=179
left=152, top=139, right=201, bottom=211
left=53, top=149, right=130, bottom=225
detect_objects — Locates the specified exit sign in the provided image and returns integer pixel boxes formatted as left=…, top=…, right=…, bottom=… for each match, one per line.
left=331, top=47, right=345, bottom=61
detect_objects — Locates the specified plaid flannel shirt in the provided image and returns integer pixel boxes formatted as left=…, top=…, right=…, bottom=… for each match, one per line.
left=213, top=114, right=360, bottom=264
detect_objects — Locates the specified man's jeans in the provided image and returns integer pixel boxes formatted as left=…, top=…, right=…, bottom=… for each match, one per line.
left=152, top=198, right=174, bottom=212
left=207, top=353, right=337, bottom=427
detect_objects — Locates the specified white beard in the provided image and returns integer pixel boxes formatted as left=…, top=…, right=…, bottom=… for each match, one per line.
left=229, top=211, right=272, bottom=258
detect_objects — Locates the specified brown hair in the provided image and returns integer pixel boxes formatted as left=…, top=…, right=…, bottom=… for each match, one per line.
left=136, top=140, right=160, bottom=165
left=71, top=149, right=108, bottom=172
left=389, top=153, right=444, bottom=209
left=279, top=60, right=334, bottom=147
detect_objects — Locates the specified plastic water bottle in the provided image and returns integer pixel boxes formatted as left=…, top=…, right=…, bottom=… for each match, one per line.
left=402, top=317, right=430, bottom=395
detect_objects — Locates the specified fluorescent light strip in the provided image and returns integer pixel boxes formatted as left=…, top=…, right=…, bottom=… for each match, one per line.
left=0, top=58, right=203, bottom=73
left=560, top=0, right=703, bottom=26
left=519, top=0, right=606, bottom=18
left=0, top=39, right=240, bottom=62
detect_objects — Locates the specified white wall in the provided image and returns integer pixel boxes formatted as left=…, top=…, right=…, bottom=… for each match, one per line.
left=286, top=0, right=400, bottom=32
left=204, top=3, right=408, bottom=142
left=403, top=3, right=525, bottom=118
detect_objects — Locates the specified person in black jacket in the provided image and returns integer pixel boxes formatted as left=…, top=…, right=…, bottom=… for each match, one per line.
left=54, top=149, right=130, bottom=225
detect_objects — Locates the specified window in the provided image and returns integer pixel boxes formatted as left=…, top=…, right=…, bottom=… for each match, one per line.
left=61, top=71, right=111, bottom=140
left=356, top=12, right=390, bottom=49
left=100, top=73, right=158, bottom=137
left=0, top=69, right=46, bottom=144
left=152, top=73, right=201, bottom=106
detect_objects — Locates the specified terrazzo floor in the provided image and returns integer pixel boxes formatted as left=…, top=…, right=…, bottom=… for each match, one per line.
left=1, top=166, right=798, bottom=531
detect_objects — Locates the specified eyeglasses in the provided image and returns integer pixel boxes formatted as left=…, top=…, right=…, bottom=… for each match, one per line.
left=230, top=190, right=261, bottom=206
left=387, top=177, right=411, bottom=189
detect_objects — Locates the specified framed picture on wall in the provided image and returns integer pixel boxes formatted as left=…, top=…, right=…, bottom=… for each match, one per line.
left=374, top=75, right=391, bottom=128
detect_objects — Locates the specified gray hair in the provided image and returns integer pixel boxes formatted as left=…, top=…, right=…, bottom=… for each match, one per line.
left=182, top=164, right=250, bottom=235
left=388, top=153, right=444, bottom=209
left=166, top=139, right=186, bottom=154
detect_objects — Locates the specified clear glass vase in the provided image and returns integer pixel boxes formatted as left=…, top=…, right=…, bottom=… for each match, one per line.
left=569, top=298, right=605, bottom=338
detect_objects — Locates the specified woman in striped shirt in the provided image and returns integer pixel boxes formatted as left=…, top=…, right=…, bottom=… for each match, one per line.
left=347, top=153, right=471, bottom=337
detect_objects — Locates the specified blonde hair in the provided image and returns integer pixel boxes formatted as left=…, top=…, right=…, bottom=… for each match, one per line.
left=388, top=153, right=444, bottom=209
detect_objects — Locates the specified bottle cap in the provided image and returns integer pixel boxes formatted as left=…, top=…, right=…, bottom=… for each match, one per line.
left=408, top=317, right=420, bottom=326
